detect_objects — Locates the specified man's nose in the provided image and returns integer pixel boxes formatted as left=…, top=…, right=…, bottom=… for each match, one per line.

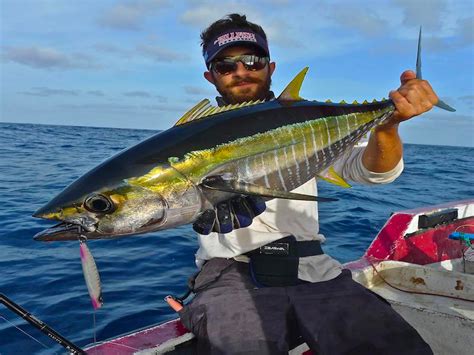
left=233, top=61, right=248, bottom=75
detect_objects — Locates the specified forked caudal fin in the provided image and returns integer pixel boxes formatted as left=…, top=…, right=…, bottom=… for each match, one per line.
left=416, top=27, right=455, bottom=112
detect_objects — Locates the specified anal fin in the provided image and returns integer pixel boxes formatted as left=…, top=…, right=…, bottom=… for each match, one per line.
left=318, top=166, right=351, bottom=188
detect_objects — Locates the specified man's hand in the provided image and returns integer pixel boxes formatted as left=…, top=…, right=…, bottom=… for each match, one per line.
left=193, top=196, right=266, bottom=235
left=384, top=70, right=439, bottom=128
left=362, top=70, right=438, bottom=173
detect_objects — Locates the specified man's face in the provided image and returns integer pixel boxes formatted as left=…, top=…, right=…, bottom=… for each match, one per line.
left=204, top=45, right=276, bottom=104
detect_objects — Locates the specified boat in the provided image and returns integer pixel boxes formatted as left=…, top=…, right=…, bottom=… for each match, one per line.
left=84, top=199, right=474, bottom=354
left=82, top=199, right=474, bottom=353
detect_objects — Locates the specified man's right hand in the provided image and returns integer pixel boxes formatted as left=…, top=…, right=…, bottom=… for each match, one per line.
left=193, top=196, right=266, bottom=235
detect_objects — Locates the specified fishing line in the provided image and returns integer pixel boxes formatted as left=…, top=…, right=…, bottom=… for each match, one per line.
left=0, top=314, right=50, bottom=349
left=93, top=311, right=97, bottom=348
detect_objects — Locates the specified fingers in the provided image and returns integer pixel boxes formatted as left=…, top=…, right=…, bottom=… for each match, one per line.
left=215, top=201, right=234, bottom=233
left=192, top=196, right=267, bottom=235
left=192, top=209, right=216, bottom=235
left=400, top=70, right=416, bottom=85
left=231, top=196, right=255, bottom=229
left=245, top=196, right=266, bottom=216
left=391, top=76, right=439, bottom=121
left=230, top=196, right=267, bottom=229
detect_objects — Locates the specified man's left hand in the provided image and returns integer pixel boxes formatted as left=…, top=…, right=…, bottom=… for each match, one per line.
left=387, top=70, right=439, bottom=126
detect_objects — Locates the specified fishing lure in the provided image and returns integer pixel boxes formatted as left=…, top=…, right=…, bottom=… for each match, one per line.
left=79, top=238, right=103, bottom=310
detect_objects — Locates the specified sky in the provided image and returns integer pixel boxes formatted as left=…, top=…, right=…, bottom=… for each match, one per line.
left=1, top=0, right=473, bottom=147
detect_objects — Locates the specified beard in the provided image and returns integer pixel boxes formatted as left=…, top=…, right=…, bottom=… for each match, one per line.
left=215, top=75, right=272, bottom=105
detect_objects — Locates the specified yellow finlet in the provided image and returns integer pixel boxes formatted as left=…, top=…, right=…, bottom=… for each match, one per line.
left=325, top=99, right=332, bottom=103
left=277, top=67, right=308, bottom=101
left=340, top=100, right=347, bottom=104
left=363, top=100, right=369, bottom=104
left=352, top=100, right=358, bottom=105
left=317, top=166, right=351, bottom=188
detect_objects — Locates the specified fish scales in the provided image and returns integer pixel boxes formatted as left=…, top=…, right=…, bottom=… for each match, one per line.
left=203, top=104, right=394, bottom=193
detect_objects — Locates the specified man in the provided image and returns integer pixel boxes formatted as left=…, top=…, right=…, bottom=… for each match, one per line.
left=179, top=13, right=436, bottom=354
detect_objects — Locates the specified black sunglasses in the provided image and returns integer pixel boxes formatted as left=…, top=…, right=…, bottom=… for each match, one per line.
left=210, top=54, right=269, bottom=75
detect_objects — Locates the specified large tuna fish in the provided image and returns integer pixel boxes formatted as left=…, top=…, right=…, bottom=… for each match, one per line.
left=33, top=29, right=454, bottom=241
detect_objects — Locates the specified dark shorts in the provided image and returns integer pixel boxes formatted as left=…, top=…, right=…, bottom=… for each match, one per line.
left=179, top=258, right=432, bottom=355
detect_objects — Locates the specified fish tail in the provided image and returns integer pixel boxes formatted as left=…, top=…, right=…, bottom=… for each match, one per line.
left=416, top=26, right=456, bottom=112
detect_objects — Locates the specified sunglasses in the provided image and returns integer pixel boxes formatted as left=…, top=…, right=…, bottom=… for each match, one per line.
left=210, top=54, right=269, bottom=75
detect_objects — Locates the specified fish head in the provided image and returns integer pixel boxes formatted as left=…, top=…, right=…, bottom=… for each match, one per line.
left=33, top=184, right=168, bottom=241
left=33, top=164, right=203, bottom=241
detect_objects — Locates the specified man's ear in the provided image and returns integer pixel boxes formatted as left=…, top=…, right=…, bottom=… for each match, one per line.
left=269, top=62, right=276, bottom=76
left=204, top=71, right=215, bottom=84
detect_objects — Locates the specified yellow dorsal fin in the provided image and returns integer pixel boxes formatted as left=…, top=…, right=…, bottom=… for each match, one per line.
left=174, top=99, right=211, bottom=126
left=352, top=100, right=358, bottom=105
left=325, top=99, right=332, bottom=103
left=277, top=67, right=308, bottom=101
left=173, top=98, right=265, bottom=126
left=340, top=100, right=347, bottom=104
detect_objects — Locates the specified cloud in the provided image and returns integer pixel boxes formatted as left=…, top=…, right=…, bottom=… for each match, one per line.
left=58, top=103, right=139, bottom=113
left=263, top=19, right=305, bottom=49
left=20, top=87, right=79, bottom=97
left=393, top=0, right=447, bottom=31
left=124, top=91, right=153, bottom=98
left=87, top=90, right=105, bottom=97
left=136, top=44, right=189, bottom=62
left=180, top=5, right=225, bottom=28
left=98, top=0, right=168, bottom=30
left=459, top=95, right=474, bottom=109
left=142, top=104, right=187, bottom=112
left=180, top=3, right=259, bottom=29
left=458, top=16, right=474, bottom=45
left=326, top=4, right=388, bottom=37
left=94, top=43, right=132, bottom=57
left=155, top=95, right=168, bottom=102
left=3, top=46, right=99, bottom=69
left=183, top=85, right=214, bottom=96
left=122, top=92, right=167, bottom=102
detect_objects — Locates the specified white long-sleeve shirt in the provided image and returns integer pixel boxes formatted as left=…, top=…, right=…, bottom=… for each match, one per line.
left=195, top=142, right=404, bottom=283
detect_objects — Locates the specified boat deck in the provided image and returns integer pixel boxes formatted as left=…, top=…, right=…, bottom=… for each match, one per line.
left=351, top=259, right=474, bottom=354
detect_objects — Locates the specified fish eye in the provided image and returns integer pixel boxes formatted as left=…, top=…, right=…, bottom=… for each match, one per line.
left=84, top=194, right=115, bottom=214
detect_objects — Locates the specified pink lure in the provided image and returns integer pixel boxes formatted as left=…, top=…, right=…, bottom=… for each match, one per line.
left=79, top=241, right=103, bottom=310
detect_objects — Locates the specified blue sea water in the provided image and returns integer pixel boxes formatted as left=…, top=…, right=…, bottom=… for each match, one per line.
left=0, top=122, right=473, bottom=354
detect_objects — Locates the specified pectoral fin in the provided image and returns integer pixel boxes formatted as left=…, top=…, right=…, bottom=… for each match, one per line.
left=201, top=175, right=337, bottom=202
left=318, top=166, right=351, bottom=188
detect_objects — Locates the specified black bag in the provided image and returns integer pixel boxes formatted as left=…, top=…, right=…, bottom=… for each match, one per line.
left=247, top=236, right=323, bottom=287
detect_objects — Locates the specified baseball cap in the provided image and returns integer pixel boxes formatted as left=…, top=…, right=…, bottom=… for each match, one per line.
left=203, top=28, right=270, bottom=68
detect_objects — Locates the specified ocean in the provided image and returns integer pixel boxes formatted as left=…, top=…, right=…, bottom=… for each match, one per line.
left=0, top=122, right=473, bottom=354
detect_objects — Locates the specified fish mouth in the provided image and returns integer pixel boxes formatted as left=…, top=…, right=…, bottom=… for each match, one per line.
left=34, top=222, right=93, bottom=242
